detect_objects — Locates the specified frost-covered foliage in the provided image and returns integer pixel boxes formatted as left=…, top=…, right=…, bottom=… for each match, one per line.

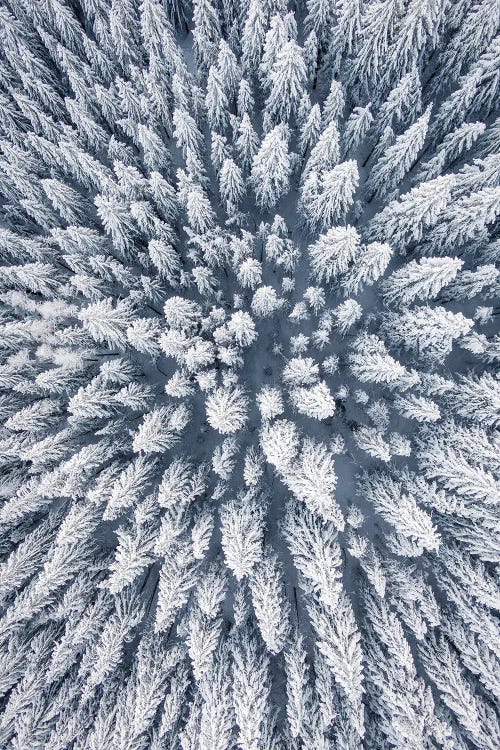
left=0, top=0, right=499, bottom=747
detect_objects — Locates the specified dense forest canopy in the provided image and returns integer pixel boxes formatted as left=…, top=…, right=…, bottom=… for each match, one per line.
left=0, top=0, right=498, bottom=748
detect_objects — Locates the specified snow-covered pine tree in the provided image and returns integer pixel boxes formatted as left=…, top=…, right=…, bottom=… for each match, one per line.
left=251, top=124, right=292, bottom=210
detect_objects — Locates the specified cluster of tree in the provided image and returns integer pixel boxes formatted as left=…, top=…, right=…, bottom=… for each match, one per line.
left=0, top=0, right=498, bottom=747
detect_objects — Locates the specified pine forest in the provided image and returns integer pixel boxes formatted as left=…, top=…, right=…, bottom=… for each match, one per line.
left=0, top=0, right=499, bottom=748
